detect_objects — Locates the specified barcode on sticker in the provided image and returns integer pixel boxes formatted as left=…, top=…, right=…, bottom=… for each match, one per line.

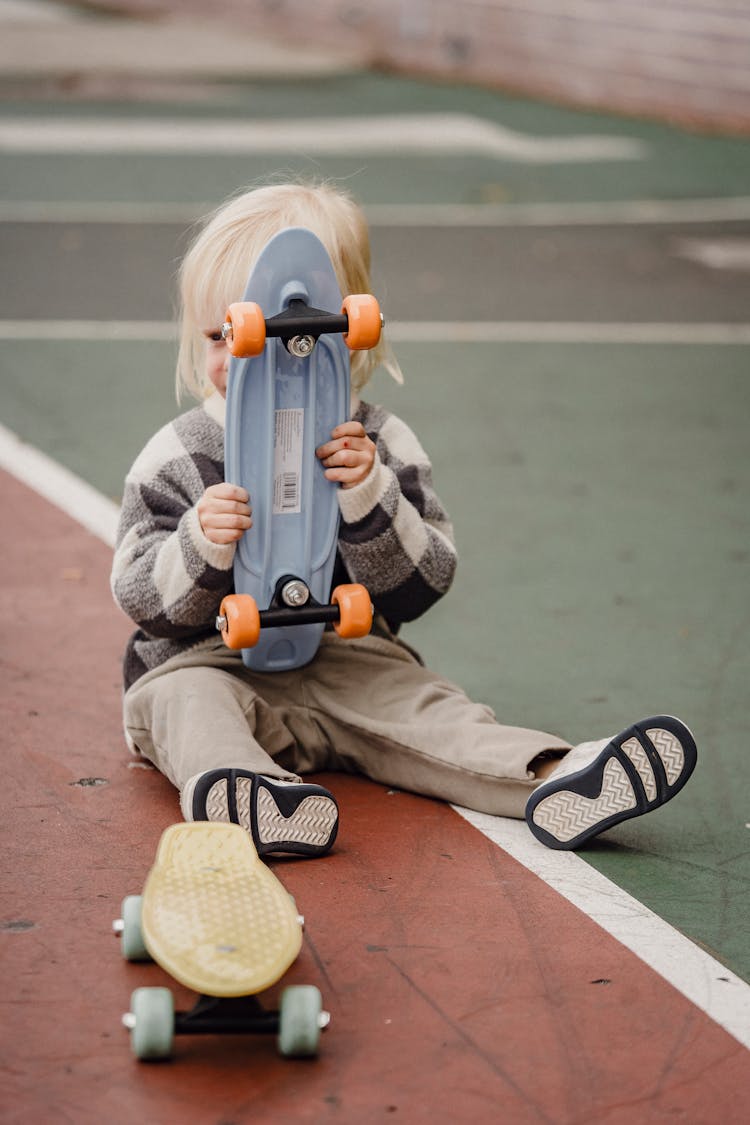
left=273, top=408, right=304, bottom=515
left=281, top=472, right=298, bottom=510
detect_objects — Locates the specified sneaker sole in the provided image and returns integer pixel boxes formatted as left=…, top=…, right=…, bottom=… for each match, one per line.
left=525, top=715, right=697, bottom=849
left=191, top=769, right=339, bottom=858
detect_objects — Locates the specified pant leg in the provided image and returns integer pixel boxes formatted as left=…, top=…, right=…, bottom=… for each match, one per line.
left=303, top=633, right=572, bottom=819
left=123, top=657, right=305, bottom=789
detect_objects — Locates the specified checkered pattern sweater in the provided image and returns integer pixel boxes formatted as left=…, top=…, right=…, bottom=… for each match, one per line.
left=111, top=393, right=456, bottom=689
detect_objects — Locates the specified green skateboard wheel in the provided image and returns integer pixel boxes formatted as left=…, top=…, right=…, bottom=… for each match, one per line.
left=129, top=987, right=175, bottom=1060
left=120, top=895, right=150, bottom=962
left=277, top=985, right=323, bottom=1057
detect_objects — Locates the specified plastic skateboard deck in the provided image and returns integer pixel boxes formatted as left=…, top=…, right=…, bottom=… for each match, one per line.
left=224, top=227, right=351, bottom=672
left=118, top=823, right=327, bottom=1060
left=141, top=822, right=301, bottom=997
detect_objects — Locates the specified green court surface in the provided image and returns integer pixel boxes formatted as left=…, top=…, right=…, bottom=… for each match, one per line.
left=4, top=335, right=749, bottom=980
left=3, top=73, right=750, bottom=206
left=2, top=63, right=749, bottom=980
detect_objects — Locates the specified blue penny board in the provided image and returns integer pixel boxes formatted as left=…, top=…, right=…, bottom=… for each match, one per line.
left=224, top=228, right=349, bottom=671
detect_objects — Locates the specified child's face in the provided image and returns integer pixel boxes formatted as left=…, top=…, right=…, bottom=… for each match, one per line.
left=203, top=327, right=231, bottom=397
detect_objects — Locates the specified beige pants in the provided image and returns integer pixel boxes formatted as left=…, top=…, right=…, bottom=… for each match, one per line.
left=123, top=632, right=572, bottom=820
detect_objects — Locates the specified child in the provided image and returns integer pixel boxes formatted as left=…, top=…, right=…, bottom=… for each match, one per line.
left=111, top=181, right=697, bottom=858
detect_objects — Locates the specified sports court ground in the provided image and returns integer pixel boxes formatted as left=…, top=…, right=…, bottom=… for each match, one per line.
left=1, top=3, right=749, bottom=1120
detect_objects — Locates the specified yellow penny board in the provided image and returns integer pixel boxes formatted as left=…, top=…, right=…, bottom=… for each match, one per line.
left=141, top=822, right=302, bottom=998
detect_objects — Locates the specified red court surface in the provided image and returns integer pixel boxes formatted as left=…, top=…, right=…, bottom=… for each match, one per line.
left=2, top=467, right=749, bottom=1124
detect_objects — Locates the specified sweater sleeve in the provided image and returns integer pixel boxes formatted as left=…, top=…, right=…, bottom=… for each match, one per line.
left=335, top=405, right=457, bottom=626
left=110, top=419, right=236, bottom=638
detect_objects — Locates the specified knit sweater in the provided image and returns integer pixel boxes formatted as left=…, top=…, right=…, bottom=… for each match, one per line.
left=111, top=393, right=457, bottom=689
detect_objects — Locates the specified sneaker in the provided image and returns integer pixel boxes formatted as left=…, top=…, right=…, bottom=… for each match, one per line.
left=525, top=715, right=697, bottom=850
left=180, top=769, right=339, bottom=858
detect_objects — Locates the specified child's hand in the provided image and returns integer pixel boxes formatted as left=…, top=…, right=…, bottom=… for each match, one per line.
left=316, top=422, right=375, bottom=490
left=197, top=484, right=252, bottom=544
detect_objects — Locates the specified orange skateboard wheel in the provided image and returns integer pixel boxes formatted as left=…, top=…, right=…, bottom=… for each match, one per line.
left=219, top=594, right=261, bottom=649
left=224, top=302, right=266, bottom=357
left=331, top=583, right=373, bottom=638
left=341, top=294, right=382, bottom=351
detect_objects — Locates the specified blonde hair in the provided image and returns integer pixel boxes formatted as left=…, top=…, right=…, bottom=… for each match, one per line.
left=176, top=181, right=403, bottom=401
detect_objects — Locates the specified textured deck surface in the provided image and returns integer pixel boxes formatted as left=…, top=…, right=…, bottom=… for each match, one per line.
left=141, top=822, right=302, bottom=996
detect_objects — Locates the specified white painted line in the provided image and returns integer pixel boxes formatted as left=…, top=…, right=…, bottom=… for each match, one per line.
left=3, top=197, right=750, bottom=227
left=367, top=197, right=750, bottom=226
left=2, top=418, right=748, bottom=1052
left=0, top=201, right=210, bottom=224
left=676, top=238, right=750, bottom=271
left=0, top=113, right=647, bottom=163
left=0, top=321, right=176, bottom=341
left=2, top=320, right=749, bottom=345
left=0, top=0, right=76, bottom=21
left=453, top=809, right=750, bottom=1051
left=386, top=322, right=750, bottom=345
left=0, top=422, right=119, bottom=547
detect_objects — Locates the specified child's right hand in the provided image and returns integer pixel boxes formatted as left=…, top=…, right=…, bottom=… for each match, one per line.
left=197, top=484, right=252, bottom=544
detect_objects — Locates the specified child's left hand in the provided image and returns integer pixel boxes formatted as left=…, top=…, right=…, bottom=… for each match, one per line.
left=316, top=422, right=375, bottom=490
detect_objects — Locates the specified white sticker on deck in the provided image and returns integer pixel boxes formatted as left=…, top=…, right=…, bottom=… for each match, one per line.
left=273, top=408, right=304, bottom=515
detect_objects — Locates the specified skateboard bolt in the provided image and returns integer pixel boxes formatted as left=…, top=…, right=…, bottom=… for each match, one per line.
left=215, top=614, right=227, bottom=633
left=281, top=580, right=310, bottom=607
left=288, top=334, right=315, bottom=358
left=221, top=321, right=233, bottom=341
